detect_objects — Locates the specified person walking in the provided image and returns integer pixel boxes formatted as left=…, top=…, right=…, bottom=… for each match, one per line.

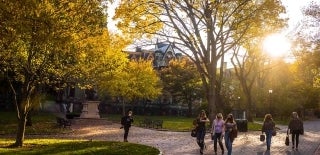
left=121, top=109, right=134, bottom=142
left=195, top=110, right=210, bottom=155
left=262, top=114, right=276, bottom=151
left=211, top=113, right=225, bottom=154
left=224, top=114, right=237, bottom=155
left=288, top=112, right=304, bottom=150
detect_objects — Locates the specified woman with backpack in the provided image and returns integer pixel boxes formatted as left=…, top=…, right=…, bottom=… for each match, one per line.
left=121, top=109, right=134, bottom=142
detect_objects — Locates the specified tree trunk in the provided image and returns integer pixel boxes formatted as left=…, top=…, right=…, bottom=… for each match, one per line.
left=14, top=112, right=27, bottom=147
left=207, top=85, right=217, bottom=115
left=122, top=97, right=125, bottom=116
left=188, top=96, right=192, bottom=117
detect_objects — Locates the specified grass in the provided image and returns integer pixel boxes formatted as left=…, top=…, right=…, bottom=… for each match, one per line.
left=103, top=114, right=263, bottom=131
left=0, top=112, right=159, bottom=155
left=104, top=114, right=195, bottom=131
left=0, top=138, right=159, bottom=155
left=0, top=112, right=71, bottom=135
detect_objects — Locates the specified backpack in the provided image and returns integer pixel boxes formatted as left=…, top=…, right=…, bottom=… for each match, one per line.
left=121, top=116, right=126, bottom=126
left=230, top=125, right=238, bottom=140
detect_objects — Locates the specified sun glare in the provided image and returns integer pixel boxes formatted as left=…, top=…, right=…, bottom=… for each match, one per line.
left=263, top=34, right=291, bottom=58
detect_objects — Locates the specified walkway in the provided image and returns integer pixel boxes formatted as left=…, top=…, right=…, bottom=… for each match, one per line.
left=27, top=118, right=320, bottom=155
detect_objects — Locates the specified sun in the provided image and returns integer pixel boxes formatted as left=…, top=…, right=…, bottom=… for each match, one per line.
left=263, top=33, right=291, bottom=58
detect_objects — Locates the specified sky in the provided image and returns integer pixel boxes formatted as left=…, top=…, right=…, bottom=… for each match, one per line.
left=280, top=0, right=314, bottom=34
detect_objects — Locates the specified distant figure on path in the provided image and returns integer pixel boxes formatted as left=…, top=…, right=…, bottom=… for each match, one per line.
left=262, top=114, right=275, bottom=151
left=121, top=109, right=134, bottom=142
left=288, top=112, right=304, bottom=150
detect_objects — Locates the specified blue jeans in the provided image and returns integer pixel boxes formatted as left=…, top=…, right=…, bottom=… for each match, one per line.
left=265, top=130, right=273, bottom=150
left=224, top=131, right=233, bottom=155
left=196, top=128, right=206, bottom=150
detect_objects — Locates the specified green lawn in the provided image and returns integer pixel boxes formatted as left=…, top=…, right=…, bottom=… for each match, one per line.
left=103, top=114, right=263, bottom=131
left=0, top=139, right=159, bottom=155
left=0, top=112, right=71, bottom=135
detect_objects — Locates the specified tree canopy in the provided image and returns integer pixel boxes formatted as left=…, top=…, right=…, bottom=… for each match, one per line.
left=0, top=0, right=109, bottom=147
left=114, top=0, right=287, bottom=113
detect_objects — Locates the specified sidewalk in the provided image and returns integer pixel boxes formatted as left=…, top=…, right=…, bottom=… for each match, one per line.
left=205, top=119, right=320, bottom=155
left=23, top=118, right=320, bottom=155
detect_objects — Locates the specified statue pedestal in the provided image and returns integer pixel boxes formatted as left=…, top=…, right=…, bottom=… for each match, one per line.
left=80, top=101, right=100, bottom=118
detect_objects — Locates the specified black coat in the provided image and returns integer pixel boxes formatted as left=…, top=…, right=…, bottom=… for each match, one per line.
left=121, top=115, right=134, bottom=128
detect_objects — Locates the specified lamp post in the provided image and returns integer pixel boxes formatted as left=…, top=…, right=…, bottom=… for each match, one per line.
left=238, top=96, right=241, bottom=109
left=238, top=96, right=241, bottom=119
left=268, top=89, right=273, bottom=114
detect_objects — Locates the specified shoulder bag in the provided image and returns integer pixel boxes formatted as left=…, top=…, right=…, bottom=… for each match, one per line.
left=285, top=130, right=289, bottom=146
left=260, top=134, right=265, bottom=142
left=191, top=128, right=197, bottom=137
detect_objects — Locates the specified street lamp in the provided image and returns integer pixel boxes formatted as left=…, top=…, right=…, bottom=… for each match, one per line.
left=237, top=96, right=241, bottom=119
left=238, top=96, right=241, bottom=110
left=268, top=89, right=273, bottom=114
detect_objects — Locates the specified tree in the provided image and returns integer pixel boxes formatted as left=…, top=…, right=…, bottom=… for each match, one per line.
left=231, top=45, right=266, bottom=121
left=114, top=0, right=286, bottom=114
left=288, top=1, right=320, bottom=115
left=0, top=0, right=107, bottom=147
left=98, top=59, right=162, bottom=115
left=159, top=57, right=203, bottom=116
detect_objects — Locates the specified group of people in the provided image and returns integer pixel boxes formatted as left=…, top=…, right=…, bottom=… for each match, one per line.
left=193, top=110, right=237, bottom=155
left=194, top=110, right=304, bottom=155
left=262, top=112, right=304, bottom=151
left=119, top=109, right=304, bottom=154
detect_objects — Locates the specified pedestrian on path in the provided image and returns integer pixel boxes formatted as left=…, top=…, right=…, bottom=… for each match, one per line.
left=224, top=114, right=237, bottom=155
left=211, top=113, right=225, bottom=154
left=288, top=111, right=304, bottom=150
left=121, top=109, right=134, bottom=142
left=262, top=114, right=275, bottom=151
left=195, top=110, right=210, bottom=155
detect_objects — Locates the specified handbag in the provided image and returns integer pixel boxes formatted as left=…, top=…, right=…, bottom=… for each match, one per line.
left=260, top=134, right=265, bottom=142
left=285, top=135, right=289, bottom=146
left=191, top=128, right=197, bottom=137
left=299, top=129, right=304, bottom=135
left=272, top=129, right=277, bottom=136
left=230, top=126, right=238, bottom=139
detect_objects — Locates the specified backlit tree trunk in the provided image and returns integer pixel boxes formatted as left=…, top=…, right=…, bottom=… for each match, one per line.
left=14, top=112, right=27, bottom=147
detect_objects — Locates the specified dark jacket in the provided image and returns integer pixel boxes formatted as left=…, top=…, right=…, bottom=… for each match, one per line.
left=288, top=118, right=303, bottom=134
left=121, top=115, right=134, bottom=128
left=262, top=120, right=275, bottom=132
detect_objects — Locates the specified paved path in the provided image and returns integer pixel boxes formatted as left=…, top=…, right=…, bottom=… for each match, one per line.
left=26, top=118, right=320, bottom=155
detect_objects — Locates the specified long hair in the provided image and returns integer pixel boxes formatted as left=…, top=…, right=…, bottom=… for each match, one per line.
left=225, top=114, right=234, bottom=123
left=264, top=114, right=273, bottom=122
left=216, top=113, right=223, bottom=120
left=292, top=112, right=299, bottom=119
left=199, top=110, right=207, bottom=118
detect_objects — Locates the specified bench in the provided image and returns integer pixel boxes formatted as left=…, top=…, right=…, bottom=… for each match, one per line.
left=153, top=120, right=163, bottom=129
left=139, top=118, right=163, bottom=129
left=56, top=117, right=71, bottom=128
left=139, top=118, right=153, bottom=128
